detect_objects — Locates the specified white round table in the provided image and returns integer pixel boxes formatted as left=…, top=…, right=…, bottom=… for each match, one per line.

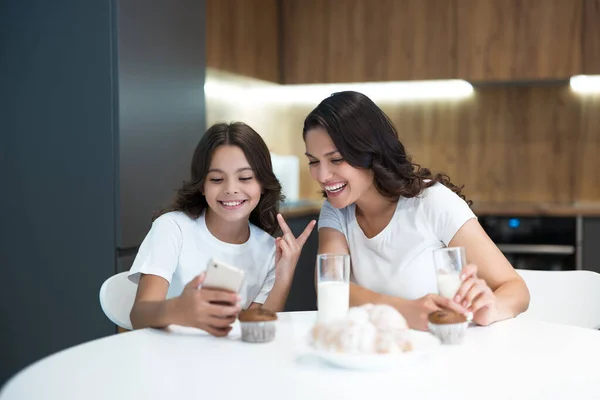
left=2, top=311, right=600, bottom=400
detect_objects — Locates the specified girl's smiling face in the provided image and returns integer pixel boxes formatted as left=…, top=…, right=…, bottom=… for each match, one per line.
left=203, top=145, right=262, bottom=223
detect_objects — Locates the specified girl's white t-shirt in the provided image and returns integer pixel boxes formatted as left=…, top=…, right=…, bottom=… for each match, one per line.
left=128, top=211, right=276, bottom=309
left=318, top=183, right=477, bottom=300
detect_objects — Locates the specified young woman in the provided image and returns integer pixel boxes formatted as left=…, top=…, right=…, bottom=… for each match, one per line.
left=303, top=91, right=529, bottom=330
left=129, top=122, right=315, bottom=336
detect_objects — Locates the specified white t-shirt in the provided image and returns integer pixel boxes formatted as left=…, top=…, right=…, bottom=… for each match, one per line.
left=128, top=211, right=276, bottom=309
left=318, top=183, right=476, bottom=300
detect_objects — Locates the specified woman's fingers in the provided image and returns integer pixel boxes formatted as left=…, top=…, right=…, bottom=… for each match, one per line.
left=454, top=276, right=477, bottom=304
left=460, top=263, right=478, bottom=281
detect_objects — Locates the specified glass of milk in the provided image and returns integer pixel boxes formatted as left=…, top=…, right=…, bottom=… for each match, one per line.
left=433, top=247, right=467, bottom=299
left=316, top=253, right=350, bottom=324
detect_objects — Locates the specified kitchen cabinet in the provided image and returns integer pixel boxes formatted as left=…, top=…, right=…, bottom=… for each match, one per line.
left=456, top=0, right=582, bottom=81
left=583, top=0, right=600, bottom=74
left=206, top=0, right=279, bottom=82
left=281, top=0, right=456, bottom=83
left=582, top=218, right=600, bottom=274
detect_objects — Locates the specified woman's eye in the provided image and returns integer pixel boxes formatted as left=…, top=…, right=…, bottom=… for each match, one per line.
left=308, top=160, right=319, bottom=166
left=331, top=159, right=344, bottom=165
left=239, top=177, right=253, bottom=181
left=209, top=178, right=223, bottom=183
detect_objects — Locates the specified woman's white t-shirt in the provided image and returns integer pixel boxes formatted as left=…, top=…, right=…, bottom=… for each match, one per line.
left=318, top=183, right=476, bottom=300
left=128, top=211, right=276, bottom=309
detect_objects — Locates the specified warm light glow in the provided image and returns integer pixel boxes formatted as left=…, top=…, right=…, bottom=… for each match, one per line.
left=570, top=75, right=600, bottom=94
left=204, top=77, right=474, bottom=104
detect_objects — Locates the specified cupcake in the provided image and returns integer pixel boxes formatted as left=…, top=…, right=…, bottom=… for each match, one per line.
left=427, top=310, right=468, bottom=345
left=238, top=308, right=278, bottom=343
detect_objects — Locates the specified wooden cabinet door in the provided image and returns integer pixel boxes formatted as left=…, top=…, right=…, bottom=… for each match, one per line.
left=281, top=0, right=456, bottom=83
left=206, top=0, right=279, bottom=82
left=583, top=0, right=600, bottom=74
left=456, top=0, right=582, bottom=81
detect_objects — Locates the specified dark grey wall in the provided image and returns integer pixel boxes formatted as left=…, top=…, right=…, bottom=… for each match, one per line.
left=0, top=0, right=207, bottom=385
left=0, top=0, right=119, bottom=384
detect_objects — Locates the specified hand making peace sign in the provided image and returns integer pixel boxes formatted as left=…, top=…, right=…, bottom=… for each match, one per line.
left=274, top=213, right=316, bottom=279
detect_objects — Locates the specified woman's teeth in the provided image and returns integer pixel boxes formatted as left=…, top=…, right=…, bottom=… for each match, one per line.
left=324, top=183, right=347, bottom=193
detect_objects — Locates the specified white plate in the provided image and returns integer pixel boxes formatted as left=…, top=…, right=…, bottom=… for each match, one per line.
left=310, top=330, right=441, bottom=371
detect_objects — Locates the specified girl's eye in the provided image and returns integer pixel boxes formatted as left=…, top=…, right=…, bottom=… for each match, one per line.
left=331, top=158, right=344, bottom=165
left=209, top=178, right=223, bottom=183
left=239, top=177, right=253, bottom=181
left=308, top=160, right=319, bottom=166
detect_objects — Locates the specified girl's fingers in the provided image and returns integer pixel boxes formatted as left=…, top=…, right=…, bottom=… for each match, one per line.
left=462, top=280, right=489, bottom=307
left=296, top=220, right=316, bottom=247
left=276, top=213, right=293, bottom=235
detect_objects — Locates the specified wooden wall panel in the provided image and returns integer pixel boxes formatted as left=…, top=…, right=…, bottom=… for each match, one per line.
left=284, top=86, right=598, bottom=206
left=280, top=0, right=329, bottom=84
left=457, top=0, right=582, bottom=81
left=574, top=94, right=600, bottom=202
left=206, top=0, right=279, bottom=82
left=281, top=0, right=456, bottom=83
left=583, top=0, right=600, bottom=74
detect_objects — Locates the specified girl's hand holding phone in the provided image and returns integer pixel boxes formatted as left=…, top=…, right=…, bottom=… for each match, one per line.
left=274, top=213, right=316, bottom=280
left=175, top=274, right=242, bottom=337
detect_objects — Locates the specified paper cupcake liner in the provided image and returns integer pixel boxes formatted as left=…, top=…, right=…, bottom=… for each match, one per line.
left=427, top=321, right=468, bottom=345
left=240, top=321, right=276, bottom=343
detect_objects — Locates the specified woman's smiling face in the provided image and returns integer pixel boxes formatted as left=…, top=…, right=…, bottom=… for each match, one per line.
left=304, top=127, right=374, bottom=209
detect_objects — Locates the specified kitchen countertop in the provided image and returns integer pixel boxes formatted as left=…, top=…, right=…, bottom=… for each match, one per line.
left=472, top=203, right=600, bottom=217
left=280, top=199, right=600, bottom=219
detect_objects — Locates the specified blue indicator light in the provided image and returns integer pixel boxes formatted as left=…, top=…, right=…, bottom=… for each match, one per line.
left=508, top=218, right=520, bottom=228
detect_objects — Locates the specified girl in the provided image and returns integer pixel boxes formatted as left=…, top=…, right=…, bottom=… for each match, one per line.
left=129, top=122, right=315, bottom=336
left=303, top=91, right=529, bottom=331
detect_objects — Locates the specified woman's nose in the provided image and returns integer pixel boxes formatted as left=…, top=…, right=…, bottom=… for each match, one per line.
left=317, top=164, right=333, bottom=182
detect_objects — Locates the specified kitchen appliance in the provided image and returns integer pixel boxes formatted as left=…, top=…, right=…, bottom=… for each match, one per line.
left=479, top=216, right=581, bottom=271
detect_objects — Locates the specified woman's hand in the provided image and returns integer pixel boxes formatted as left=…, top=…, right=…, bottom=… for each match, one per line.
left=454, top=264, right=498, bottom=326
left=398, top=294, right=468, bottom=331
left=174, top=274, right=242, bottom=337
left=274, top=213, right=316, bottom=280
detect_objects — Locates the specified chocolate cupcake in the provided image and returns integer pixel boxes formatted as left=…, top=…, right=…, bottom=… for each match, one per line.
left=238, top=308, right=278, bottom=343
left=427, top=310, right=468, bottom=345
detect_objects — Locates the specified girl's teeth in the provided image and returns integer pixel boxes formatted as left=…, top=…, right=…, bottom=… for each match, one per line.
left=223, top=201, right=243, bottom=206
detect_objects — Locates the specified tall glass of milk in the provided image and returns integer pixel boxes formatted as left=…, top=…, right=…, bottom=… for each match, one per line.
left=433, top=247, right=467, bottom=299
left=317, top=254, right=350, bottom=324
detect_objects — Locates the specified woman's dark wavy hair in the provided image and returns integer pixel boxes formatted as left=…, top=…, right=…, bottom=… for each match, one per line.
left=155, top=122, right=284, bottom=236
left=302, top=91, right=471, bottom=206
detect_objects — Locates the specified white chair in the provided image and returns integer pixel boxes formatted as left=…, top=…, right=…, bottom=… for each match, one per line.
left=99, top=272, right=137, bottom=331
left=516, top=269, right=600, bottom=329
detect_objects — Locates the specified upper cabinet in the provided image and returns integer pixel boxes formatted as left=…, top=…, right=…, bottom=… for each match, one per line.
left=583, top=0, right=600, bottom=74
left=206, top=0, right=279, bottom=82
left=456, top=0, right=582, bottom=81
left=207, top=0, right=600, bottom=84
left=281, top=0, right=456, bottom=83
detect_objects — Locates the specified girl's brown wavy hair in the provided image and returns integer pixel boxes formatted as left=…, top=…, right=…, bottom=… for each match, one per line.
left=155, top=122, right=284, bottom=235
left=302, top=91, right=471, bottom=206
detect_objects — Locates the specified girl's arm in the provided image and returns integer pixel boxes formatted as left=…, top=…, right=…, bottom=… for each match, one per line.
left=449, top=219, right=530, bottom=326
left=249, top=214, right=316, bottom=312
left=130, top=273, right=241, bottom=336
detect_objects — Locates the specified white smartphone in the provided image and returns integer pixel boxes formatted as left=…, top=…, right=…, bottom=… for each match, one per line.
left=202, top=258, right=245, bottom=293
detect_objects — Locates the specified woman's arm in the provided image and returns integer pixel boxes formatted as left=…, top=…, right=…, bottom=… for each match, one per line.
left=450, top=219, right=530, bottom=325
left=318, top=227, right=466, bottom=330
